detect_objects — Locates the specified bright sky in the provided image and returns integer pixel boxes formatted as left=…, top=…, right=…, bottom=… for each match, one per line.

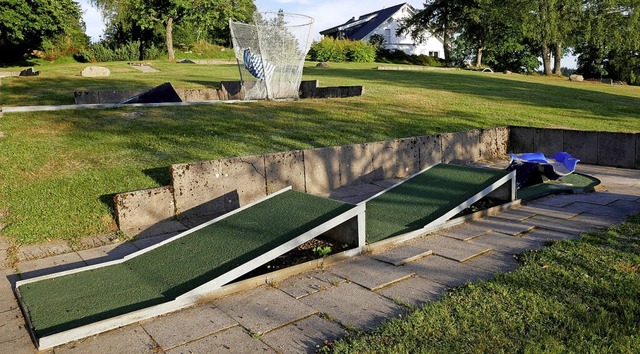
left=77, top=0, right=425, bottom=42
left=77, top=0, right=576, bottom=67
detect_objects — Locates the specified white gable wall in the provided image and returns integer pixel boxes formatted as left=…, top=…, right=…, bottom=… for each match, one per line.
left=362, top=4, right=444, bottom=58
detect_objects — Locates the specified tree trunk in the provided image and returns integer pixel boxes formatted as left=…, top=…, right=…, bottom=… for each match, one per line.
left=542, top=43, right=552, bottom=75
left=166, top=16, right=175, bottom=61
left=553, top=42, right=562, bottom=75
left=476, top=46, right=484, bottom=68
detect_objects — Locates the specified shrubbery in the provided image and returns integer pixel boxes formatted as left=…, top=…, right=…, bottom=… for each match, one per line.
left=376, top=48, right=446, bottom=67
left=309, top=37, right=376, bottom=63
left=74, top=41, right=165, bottom=63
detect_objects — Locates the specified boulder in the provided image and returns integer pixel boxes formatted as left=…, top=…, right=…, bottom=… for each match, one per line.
left=316, top=62, right=329, bottom=68
left=569, top=74, right=584, bottom=82
left=19, top=67, right=40, bottom=76
left=81, top=66, right=111, bottom=77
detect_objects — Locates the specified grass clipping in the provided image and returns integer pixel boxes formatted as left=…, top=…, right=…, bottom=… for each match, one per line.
left=325, top=213, right=640, bottom=353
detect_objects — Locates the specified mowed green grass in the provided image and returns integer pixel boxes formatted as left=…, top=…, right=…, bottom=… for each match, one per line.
left=324, top=214, right=640, bottom=353
left=0, top=61, right=639, bottom=244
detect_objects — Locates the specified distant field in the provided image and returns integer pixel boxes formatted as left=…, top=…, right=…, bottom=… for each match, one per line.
left=0, top=61, right=639, bottom=244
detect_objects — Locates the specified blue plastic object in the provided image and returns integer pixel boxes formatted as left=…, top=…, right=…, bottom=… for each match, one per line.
left=508, top=151, right=580, bottom=179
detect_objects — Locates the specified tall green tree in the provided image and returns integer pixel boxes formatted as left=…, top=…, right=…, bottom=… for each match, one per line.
left=92, top=0, right=255, bottom=60
left=0, top=0, right=88, bottom=62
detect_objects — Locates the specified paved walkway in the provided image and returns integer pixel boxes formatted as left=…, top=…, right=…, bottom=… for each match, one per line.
left=1, top=164, right=639, bottom=353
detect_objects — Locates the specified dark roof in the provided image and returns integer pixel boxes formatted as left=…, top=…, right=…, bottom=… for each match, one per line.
left=319, top=3, right=409, bottom=40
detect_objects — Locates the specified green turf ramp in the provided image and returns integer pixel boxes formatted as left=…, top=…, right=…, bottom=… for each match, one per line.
left=365, top=164, right=514, bottom=243
left=15, top=188, right=364, bottom=349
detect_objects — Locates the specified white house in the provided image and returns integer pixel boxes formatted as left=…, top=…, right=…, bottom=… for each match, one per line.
left=319, top=2, right=445, bottom=58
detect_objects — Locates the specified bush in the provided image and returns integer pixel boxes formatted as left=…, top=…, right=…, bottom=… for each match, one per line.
left=376, top=49, right=446, bottom=67
left=309, top=37, right=376, bottom=63
left=74, top=41, right=142, bottom=62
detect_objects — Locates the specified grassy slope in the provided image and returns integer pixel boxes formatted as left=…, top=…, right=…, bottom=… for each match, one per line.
left=0, top=61, right=639, bottom=244
left=325, top=214, right=640, bottom=353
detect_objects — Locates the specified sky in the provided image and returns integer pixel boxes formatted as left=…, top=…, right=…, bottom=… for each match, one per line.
left=76, top=0, right=576, bottom=67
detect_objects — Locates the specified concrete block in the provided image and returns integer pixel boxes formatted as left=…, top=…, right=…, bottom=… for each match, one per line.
left=300, top=281, right=406, bottom=331
left=376, top=275, right=447, bottom=308
left=340, top=142, right=377, bottom=185
left=114, top=186, right=179, bottom=237
left=219, top=155, right=267, bottom=207
left=563, top=130, right=598, bottom=164
left=509, top=126, right=535, bottom=153
left=299, top=80, right=318, bottom=99
left=165, top=326, right=273, bottom=354
left=261, top=315, right=347, bottom=353
left=175, top=89, right=220, bottom=102
left=441, top=129, right=481, bottom=163
left=480, top=127, right=509, bottom=159
left=213, top=286, right=316, bottom=335
left=303, top=146, right=342, bottom=196
left=100, top=90, right=143, bottom=104
left=534, top=128, right=564, bottom=156
left=636, top=134, right=640, bottom=169
left=220, top=81, right=244, bottom=100
left=278, top=270, right=345, bottom=299
left=141, top=304, right=237, bottom=350
left=328, top=257, right=413, bottom=290
left=597, top=132, right=636, bottom=168
left=264, top=150, right=306, bottom=194
left=73, top=91, right=100, bottom=104
left=371, top=138, right=420, bottom=180
left=417, top=134, right=442, bottom=169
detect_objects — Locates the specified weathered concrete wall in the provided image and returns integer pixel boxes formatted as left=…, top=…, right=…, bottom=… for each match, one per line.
left=115, top=127, right=513, bottom=236
left=509, top=127, right=639, bottom=169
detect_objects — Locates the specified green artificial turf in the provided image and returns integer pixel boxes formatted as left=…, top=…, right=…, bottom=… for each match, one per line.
left=366, top=164, right=510, bottom=243
left=517, top=173, right=601, bottom=200
left=18, top=189, right=355, bottom=338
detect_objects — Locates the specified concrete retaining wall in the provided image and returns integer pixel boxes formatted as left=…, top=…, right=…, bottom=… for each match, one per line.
left=115, top=126, right=638, bottom=237
left=114, top=127, right=509, bottom=236
left=509, top=127, right=639, bottom=169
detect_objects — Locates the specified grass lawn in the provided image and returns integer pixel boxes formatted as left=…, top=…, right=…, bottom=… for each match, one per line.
left=324, top=214, right=640, bottom=353
left=0, top=61, right=639, bottom=244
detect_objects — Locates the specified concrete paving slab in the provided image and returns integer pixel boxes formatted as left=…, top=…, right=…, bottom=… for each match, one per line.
left=522, top=228, right=578, bottom=243
left=0, top=335, right=34, bottom=354
left=607, top=199, right=640, bottom=215
left=278, top=271, right=346, bottom=299
left=76, top=242, right=138, bottom=265
left=329, top=183, right=384, bottom=204
left=165, top=326, right=274, bottom=354
left=300, top=281, right=406, bottom=331
left=214, top=286, right=316, bottom=335
left=16, top=252, right=86, bottom=280
left=560, top=202, right=625, bottom=217
left=518, top=205, right=580, bottom=219
left=464, top=251, right=521, bottom=274
left=471, top=218, right=535, bottom=236
left=0, top=270, right=19, bottom=313
left=376, top=275, right=447, bottom=308
left=53, top=324, right=158, bottom=353
left=371, top=241, right=433, bottom=266
left=491, top=208, right=537, bottom=222
left=0, top=308, right=29, bottom=345
left=260, top=314, right=347, bottom=354
left=130, top=232, right=180, bottom=250
left=565, top=192, right=631, bottom=205
left=523, top=215, right=601, bottom=235
left=141, top=304, right=238, bottom=350
left=439, top=223, right=491, bottom=241
left=327, top=257, right=414, bottom=290
left=415, top=236, right=491, bottom=262
left=16, top=240, right=73, bottom=262
left=570, top=212, right=626, bottom=227
left=470, top=231, right=545, bottom=255
left=526, top=195, right=577, bottom=208
left=404, top=255, right=495, bottom=287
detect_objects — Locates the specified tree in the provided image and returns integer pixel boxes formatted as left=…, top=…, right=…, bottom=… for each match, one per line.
left=92, top=0, right=255, bottom=60
left=0, top=0, right=88, bottom=62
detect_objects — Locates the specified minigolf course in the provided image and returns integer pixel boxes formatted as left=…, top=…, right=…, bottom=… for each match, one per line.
left=15, top=187, right=365, bottom=349
left=15, top=164, right=515, bottom=349
left=365, top=164, right=515, bottom=243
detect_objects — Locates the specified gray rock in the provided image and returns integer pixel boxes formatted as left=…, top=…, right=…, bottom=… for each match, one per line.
left=19, top=67, right=40, bottom=76
left=569, top=74, right=584, bottom=82
left=316, top=62, right=329, bottom=68
left=81, top=66, right=111, bottom=77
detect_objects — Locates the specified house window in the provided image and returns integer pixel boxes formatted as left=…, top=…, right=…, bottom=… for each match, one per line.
left=428, top=51, right=439, bottom=58
left=385, top=29, right=391, bottom=43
